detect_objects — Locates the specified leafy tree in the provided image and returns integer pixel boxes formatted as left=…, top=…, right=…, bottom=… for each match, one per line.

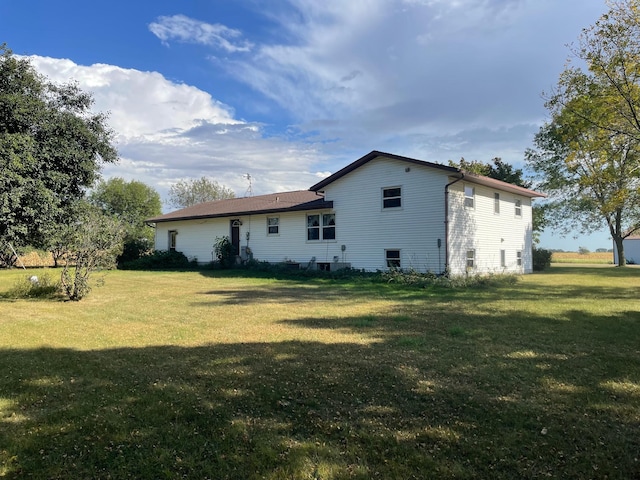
left=526, top=1, right=640, bottom=266
left=449, top=157, right=532, bottom=188
left=168, top=177, right=235, bottom=209
left=59, top=203, right=125, bottom=301
left=0, top=45, right=118, bottom=253
left=89, top=177, right=161, bottom=263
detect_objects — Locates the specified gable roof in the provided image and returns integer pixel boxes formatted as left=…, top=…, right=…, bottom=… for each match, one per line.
left=148, top=190, right=331, bottom=223
left=310, top=150, right=546, bottom=198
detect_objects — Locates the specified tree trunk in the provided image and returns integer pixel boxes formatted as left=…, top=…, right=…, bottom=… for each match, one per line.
left=613, top=235, right=626, bottom=266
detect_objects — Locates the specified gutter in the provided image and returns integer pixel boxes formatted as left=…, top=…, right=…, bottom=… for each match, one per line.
left=444, top=172, right=464, bottom=275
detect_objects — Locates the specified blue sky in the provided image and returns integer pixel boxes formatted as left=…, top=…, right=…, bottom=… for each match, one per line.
left=1, top=0, right=614, bottom=251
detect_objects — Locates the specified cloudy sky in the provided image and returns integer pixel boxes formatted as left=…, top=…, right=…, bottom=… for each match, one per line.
left=2, top=0, right=613, bottom=250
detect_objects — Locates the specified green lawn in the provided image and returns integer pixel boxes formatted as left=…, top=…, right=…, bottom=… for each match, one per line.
left=0, top=267, right=639, bottom=479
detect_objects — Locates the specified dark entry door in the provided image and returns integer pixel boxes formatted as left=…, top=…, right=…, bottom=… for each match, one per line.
left=230, top=220, right=240, bottom=256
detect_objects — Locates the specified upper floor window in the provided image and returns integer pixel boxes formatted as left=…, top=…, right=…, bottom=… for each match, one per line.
left=494, top=193, right=500, bottom=214
left=464, top=186, right=475, bottom=208
left=168, top=230, right=177, bottom=251
left=267, top=216, right=279, bottom=235
left=382, top=187, right=402, bottom=209
left=515, top=199, right=522, bottom=217
left=307, top=213, right=336, bottom=241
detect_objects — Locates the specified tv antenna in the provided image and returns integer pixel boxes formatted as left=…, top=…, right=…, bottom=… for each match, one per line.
left=243, top=173, right=253, bottom=197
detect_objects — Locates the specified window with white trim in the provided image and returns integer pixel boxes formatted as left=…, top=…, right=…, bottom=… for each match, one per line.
left=466, top=249, right=475, bottom=269
left=168, top=230, right=177, bottom=251
left=267, top=216, right=279, bottom=235
left=464, top=185, right=475, bottom=208
left=515, top=199, right=522, bottom=217
left=494, top=193, right=500, bottom=214
left=382, top=187, right=402, bottom=209
left=500, top=249, right=506, bottom=268
left=385, top=249, right=401, bottom=268
left=307, top=213, right=336, bottom=241
left=516, top=250, right=522, bottom=266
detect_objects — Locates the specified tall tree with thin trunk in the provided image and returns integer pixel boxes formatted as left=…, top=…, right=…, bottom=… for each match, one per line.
left=526, top=0, right=640, bottom=266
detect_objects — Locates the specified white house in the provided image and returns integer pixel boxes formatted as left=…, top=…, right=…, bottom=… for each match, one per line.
left=147, top=151, right=545, bottom=275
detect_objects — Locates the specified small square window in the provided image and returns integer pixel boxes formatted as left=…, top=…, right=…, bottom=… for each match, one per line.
left=494, top=193, right=500, bottom=214
left=385, top=249, right=401, bottom=268
left=464, top=186, right=475, bottom=208
left=466, top=249, right=475, bottom=269
left=383, top=187, right=402, bottom=209
left=267, top=217, right=279, bottom=235
left=515, top=199, right=522, bottom=217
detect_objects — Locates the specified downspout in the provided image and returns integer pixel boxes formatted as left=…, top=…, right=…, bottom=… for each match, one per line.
left=444, top=172, right=464, bottom=275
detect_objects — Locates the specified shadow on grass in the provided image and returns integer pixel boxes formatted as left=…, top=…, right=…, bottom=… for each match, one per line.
left=1, top=309, right=639, bottom=479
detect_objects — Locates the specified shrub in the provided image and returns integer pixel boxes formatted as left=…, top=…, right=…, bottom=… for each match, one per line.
left=119, top=250, right=197, bottom=270
left=533, top=247, right=553, bottom=271
left=4, top=273, right=61, bottom=299
left=213, top=236, right=235, bottom=269
left=117, top=238, right=154, bottom=266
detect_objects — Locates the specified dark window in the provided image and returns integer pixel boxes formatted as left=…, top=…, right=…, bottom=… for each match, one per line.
left=267, top=217, right=279, bottom=235
left=307, top=214, right=320, bottom=240
left=322, top=214, right=336, bottom=240
left=383, top=187, right=402, bottom=208
left=307, top=213, right=336, bottom=241
left=386, top=249, right=401, bottom=268
left=168, top=230, right=177, bottom=251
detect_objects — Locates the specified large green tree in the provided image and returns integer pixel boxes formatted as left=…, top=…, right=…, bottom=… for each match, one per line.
left=168, top=177, right=235, bottom=209
left=526, top=0, right=640, bottom=266
left=0, top=45, right=117, bottom=258
left=90, top=177, right=161, bottom=263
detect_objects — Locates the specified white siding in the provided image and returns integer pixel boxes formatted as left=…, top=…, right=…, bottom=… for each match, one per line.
left=154, top=209, right=342, bottom=267
left=152, top=155, right=537, bottom=275
left=447, top=181, right=533, bottom=275
left=320, top=156, right=450, bottom=273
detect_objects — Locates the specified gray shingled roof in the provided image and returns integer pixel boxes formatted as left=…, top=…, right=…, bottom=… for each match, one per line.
left=148, top=190, right=331, bottom=223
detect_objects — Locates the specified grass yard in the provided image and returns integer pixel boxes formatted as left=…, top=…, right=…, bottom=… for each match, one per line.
left=0, top=267, right=639, bottom=479
left=551, top=251, right=614, bottom=264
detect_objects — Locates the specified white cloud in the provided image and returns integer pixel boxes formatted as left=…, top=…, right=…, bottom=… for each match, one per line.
left=26, top=56, right=324, bottom=206
left=149, top=15, right=253, bottom=53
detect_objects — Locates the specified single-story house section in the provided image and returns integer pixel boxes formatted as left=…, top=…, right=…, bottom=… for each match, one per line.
left=614, top=236, right=640, bottom=264
left=147, top=151, right=546, bottom=275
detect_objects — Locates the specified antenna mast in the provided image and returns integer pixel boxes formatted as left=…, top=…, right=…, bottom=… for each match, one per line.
left=243, top=173, right=253, bottom=197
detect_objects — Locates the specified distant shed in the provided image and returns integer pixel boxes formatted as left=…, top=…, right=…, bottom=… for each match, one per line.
left=614, top=236, right=640, bottom=264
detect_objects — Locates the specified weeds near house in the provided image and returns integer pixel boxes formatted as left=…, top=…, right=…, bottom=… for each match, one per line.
left=0, top=267, right=638, bottom=478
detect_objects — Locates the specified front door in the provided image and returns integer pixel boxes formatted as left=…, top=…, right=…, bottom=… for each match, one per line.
left=230, top=220, right=240, bottom=256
